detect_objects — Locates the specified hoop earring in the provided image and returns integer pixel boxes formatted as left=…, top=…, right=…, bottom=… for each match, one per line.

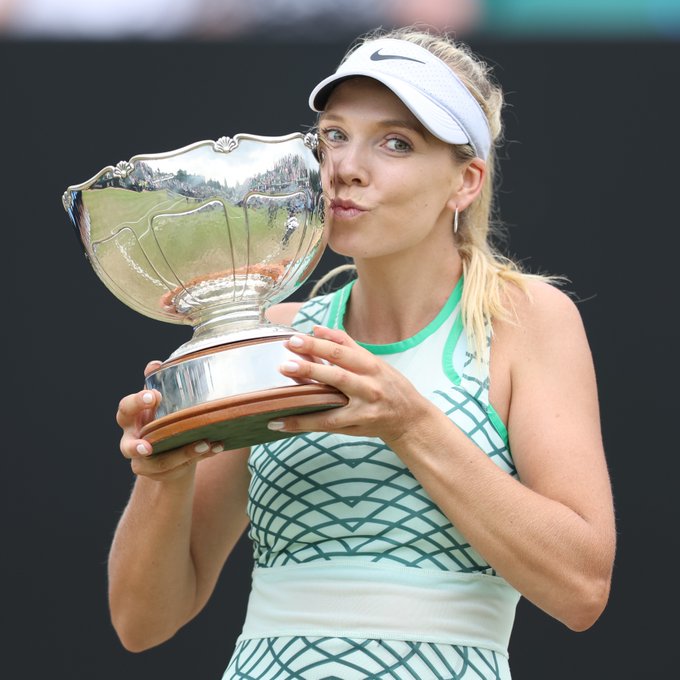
left=454, top=207, right=459, bottom=234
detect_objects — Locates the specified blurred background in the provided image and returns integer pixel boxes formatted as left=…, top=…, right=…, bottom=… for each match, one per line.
left=3, top=1, right=677, bottom=679
left=2, top=0, right=680, bottom=39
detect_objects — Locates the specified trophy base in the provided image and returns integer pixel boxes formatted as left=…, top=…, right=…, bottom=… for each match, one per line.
left=140, top=383, right=347, bottom=454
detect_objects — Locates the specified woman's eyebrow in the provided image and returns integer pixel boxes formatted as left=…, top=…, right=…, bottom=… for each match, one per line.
left=380, top=119, right=426, bottom=134
left=318, top=113, right=343, bottom=124
left=320, top=114, right=425, bottom=135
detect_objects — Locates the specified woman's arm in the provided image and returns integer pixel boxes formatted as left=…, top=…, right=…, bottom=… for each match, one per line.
left=269, top=282, right=616, bottom=631
left=108, top=451, right=251, bottom=651
left=392, top=282, right=616, bottom=630
left=108, top=388, right=251, bottom=652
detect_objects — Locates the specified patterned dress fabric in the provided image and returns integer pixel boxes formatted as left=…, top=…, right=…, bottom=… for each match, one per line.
left=224, top=280, right=518, bottom=679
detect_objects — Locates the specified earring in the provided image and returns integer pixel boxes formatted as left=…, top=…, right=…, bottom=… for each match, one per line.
left=454, top=207, right=459, bottom=234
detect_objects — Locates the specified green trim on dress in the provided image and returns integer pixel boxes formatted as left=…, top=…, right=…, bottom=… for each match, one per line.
left=331, top=278, right=464, bottom=356
left=326, top=276, right=510, bottom=445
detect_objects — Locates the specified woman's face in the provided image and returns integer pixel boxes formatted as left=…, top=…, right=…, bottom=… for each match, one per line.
left=319, top=77, right=465, bottom=262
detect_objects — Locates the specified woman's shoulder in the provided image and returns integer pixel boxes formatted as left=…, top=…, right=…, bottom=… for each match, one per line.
left=265, top=302, right=303, bottom=326
left=496, top=277, right=589, bottom=362
left=497, top=276, right=580, bottom=324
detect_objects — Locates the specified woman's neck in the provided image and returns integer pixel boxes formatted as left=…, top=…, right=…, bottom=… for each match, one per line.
left=345, top=249, right=463, bottom=345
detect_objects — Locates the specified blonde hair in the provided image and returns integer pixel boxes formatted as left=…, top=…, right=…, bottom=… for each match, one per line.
left=310, top=26, right=561, bottom=360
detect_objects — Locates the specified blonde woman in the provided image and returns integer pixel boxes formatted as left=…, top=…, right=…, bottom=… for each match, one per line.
left=110, top=27, right=616, bottom=679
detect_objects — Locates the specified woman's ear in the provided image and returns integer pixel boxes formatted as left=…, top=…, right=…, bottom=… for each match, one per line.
left=447, top=158, right=486, bottom=212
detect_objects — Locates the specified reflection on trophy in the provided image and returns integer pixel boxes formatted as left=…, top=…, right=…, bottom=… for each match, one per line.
left=63, top=132, right=347, bottom=454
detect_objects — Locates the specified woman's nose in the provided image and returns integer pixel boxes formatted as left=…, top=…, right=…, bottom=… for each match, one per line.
left=329, top=144, right=369, bottom=187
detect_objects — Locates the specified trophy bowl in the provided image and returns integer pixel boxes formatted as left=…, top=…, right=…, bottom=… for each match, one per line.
left=63, top=132, right=346, bottom=454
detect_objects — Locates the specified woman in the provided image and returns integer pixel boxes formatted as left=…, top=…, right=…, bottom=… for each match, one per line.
left=110, top=27, right=616, bottom=679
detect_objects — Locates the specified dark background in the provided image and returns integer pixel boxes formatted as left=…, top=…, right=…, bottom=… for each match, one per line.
left=4, top=38, right=677, bottom=678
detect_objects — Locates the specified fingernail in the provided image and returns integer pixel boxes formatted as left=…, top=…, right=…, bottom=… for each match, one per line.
left=211, top=443, right=224, bottom=453
left=280, top=361, right=299, bottom=373
left=194, top=442, right=210, bottom=453
left=136, top=443, right=150, bottom=455
left=267, top=420, right=285, bottom=431
left=142, top=391, right=154, bottom=404
left=288, top=335, right=304, bottom=348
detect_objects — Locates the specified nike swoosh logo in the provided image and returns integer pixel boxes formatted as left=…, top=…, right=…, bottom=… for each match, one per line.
left=370, top=49, right=425, bottom=64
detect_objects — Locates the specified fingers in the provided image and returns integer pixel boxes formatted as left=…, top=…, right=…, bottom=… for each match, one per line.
left=116, top=360, right=163, bottom=433
left=273, top=326, right=419, bottom=441
left=280, top=326, right=376, bottom=395
left=127, top=439, right=225, bottom=480
left=310, top=324, right=354, bottom=344
left=117, top=361, right=227, bottom=480
left=144, top=359, right=163, bottom=378
left=116, top=390, right=159, bottom=429
left=117, top=389, right=162, bottom=465
left=268, top=407, right=351, bottom=436
left=121, top=436, right=224, bottom=461
left=284, top=326, right=367, bottom=371
left=279, top=355, right=354, bottom=394
left=272, top=327, right=364, bottom=433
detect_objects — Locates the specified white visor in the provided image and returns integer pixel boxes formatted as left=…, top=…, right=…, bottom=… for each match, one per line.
left=309, top=38, right=491, bottom=161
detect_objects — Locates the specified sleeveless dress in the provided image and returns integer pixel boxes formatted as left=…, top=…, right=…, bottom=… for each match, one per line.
left=223, top=278, right=520, bottom=680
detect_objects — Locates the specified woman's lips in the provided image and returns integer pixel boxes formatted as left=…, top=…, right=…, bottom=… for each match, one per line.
left=330, top=199, right=366, bottom=219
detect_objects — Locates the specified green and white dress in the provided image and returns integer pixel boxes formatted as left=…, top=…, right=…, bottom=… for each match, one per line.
left=223, top=278, right=520, bottom=679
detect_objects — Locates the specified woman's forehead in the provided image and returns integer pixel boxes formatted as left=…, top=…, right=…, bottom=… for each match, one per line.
left=322, top=77, right=422, bottom=127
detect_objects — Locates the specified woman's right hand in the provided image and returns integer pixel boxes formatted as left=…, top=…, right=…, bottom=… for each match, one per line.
left=116, top=360, right=223, bottom=481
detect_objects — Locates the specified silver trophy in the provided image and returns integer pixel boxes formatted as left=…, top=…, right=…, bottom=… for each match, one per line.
left=63, top=132, right=346, bottom=454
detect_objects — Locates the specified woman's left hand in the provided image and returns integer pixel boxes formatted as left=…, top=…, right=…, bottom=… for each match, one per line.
left=268, top=325, right=429, bottom=445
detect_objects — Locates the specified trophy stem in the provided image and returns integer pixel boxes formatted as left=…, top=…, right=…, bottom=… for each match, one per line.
left=189, top=301, right=265, bottom=339
left=169, top=302, right=273, bottom=360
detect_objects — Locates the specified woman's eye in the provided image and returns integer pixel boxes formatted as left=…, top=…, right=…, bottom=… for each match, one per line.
left=385, top=137, right=412, bottom=153
left=322, top=128, right=346, bottom=143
